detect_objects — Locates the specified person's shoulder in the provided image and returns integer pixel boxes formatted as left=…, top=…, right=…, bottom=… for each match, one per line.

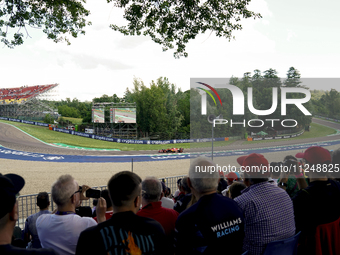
left=36, top=213, right=51, bottom=224
left=135, top=213, right=164, bottom=228
left=329, top=179, right=340, bottom=189
left=234, top=191, right=248, bottom=204
left=74, top=214, right=97, bottom=226
left=161, top=206, right=179, bottom=217
left=211, top=194, right=243, bottom=213
left=176, top=199, right=198, bottom=221
left=292, top=186, right=312, bottom=202
left=26, top=213, right=34, bottom=222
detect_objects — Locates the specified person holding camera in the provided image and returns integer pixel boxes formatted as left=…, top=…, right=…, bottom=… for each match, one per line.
left=277, top=155, right=308, bottom=198
left=76, top=171, right=168, bottom=255
left=36, top=175, right=98, bottom=255
left=93, top=189, right=113, bottom=222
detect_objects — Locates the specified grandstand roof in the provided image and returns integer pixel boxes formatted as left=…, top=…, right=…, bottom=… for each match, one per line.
left=0, top=84, right=58, bottom=105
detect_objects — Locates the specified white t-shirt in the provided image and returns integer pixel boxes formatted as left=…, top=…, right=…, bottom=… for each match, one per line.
left=36, top=213, right=97, bottom=255
left=161, top=197, right=175, bottom=209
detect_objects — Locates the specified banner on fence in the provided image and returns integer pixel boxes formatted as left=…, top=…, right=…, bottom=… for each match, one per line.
left=1, top=117, right=304, bottom=144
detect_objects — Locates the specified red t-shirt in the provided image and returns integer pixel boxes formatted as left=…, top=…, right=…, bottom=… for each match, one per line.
left=137, top=201, right=179, bottom=237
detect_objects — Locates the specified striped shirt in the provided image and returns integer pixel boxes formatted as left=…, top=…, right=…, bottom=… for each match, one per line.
left=235, top=181, right=295, bottom=255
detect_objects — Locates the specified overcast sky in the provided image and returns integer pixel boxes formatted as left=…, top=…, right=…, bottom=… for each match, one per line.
left=1, top=0, right=339, bottom=101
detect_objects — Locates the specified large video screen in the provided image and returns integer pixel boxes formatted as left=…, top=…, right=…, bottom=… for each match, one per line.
left=92, top=108, right=105, bottom=123
left=113, top=108, right=136, bottom=123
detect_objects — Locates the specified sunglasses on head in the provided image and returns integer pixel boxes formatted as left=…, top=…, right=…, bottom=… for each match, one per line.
left=70, top=186, right=82, bottom=198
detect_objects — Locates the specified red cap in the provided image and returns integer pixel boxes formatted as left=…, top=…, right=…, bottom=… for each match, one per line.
left=226, top=172, right=238, bottom=182
left=295, top=146, right=331, bottom=164
left=242, top=153, right=270, bottom=177
left=237, top=156, right=247, bottom=166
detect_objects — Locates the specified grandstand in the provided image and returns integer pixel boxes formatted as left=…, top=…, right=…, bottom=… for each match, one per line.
left=0, top=84, right=58, bottom=120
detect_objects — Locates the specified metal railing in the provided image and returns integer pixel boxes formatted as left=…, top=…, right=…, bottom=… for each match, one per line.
left=17, top=175, right=185, bottom=228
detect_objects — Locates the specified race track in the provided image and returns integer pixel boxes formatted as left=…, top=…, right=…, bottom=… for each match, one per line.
left=0, top=118, right=340, bottom=163
left=1, top=117, right=340, bottom=195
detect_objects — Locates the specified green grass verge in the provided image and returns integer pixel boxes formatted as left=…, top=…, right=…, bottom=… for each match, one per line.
left=0, top=120, right=234, bottom=151
left=60, top=117, right=83, bottom=125
left=243, top=122, right=337, bottom=145
left=0, top=120, right=335, bottom=151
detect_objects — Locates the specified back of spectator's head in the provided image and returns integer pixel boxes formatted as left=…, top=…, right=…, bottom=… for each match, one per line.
left=242, top=153, right=270, bottom=183
left=181, top=177, right=191, bottom=193
left=188, top=157, right=219, bottom=194
left=226, top=172, right=239, bottom=184
left=228, top=182, right=247, bottom=199
left=177, top=178, right=182, bottom=188
left=37, top=192, right=49, bottom=210
left=160, top=181, right=167, bottom=193
left=283, top=155, right=298, bottom=162
left=52, top=175, right=77, bottom=206
left=100, top=189, right=112, bottom=209
left=296, top=146, right=331, bottom=165
left=296, top=146, right=331, bottom=177
left=141, top=177, right=162, bottom=203
left=237, top=156, right=247, bottom=166
left=108, top=171, right=142, bottom=207
left=269, top=162, right=282, bottom=179
left=0, top=173, right=25, bottom=228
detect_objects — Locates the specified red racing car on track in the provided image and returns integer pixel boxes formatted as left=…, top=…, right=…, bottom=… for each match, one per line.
left=158, top=148, right=184, bottom=153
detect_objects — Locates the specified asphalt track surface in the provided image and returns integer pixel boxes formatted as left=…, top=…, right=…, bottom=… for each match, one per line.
left=0, top=118, right=340, bottom=162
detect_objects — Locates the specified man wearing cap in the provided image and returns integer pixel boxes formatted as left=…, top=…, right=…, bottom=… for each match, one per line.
left=0, top=173, right=58, bottom=255
left=36, top=175, right=97, bottom=255
left=293, top=146, right=340, bottom=254
left=234, top=153, right=295, bottom=255
left=175, top=157, right=245, bottom=255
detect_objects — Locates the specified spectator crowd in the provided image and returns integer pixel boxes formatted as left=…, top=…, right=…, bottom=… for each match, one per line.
left=1, top=145, right=340, bottom=255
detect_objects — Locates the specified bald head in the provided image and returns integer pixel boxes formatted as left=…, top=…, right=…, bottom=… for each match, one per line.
left=142, top=177, right=162, bottom=203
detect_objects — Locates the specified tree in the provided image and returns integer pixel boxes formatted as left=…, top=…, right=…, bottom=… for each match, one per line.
left=0, top=0, right=90, bottom=48
left=43, top=113, right=54, bottom=124
left=284, top=67, right=301, bottom=87
left=111, top=0, right=261, bottom=57
left=1, top=0, right=261, bottom=57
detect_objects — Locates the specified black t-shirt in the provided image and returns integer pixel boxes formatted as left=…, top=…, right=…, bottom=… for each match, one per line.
left=174, top=194, right=192, bottom=214
left=175, top=193, right=245, bottom=255
left=293, top=179, right=340, bottom=237
left=75, top=206, right=92, bottom=218
left=0, top=244, right=58, bottom=255
left=76, top=211, right=169, bottom=255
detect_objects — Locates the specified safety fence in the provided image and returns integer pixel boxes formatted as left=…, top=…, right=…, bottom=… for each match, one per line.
left=315, top=115, right=340, bottom=123
left=16, top=175, right=185, bottom=228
